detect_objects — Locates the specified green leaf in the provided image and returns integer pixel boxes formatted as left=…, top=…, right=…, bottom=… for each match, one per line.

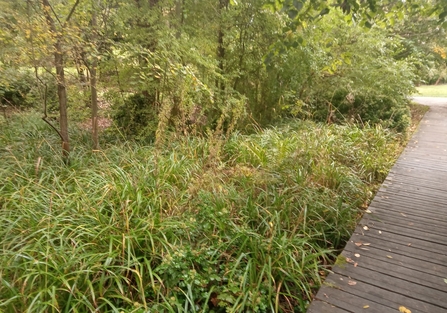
left=319, top=7, right=330, bottom=17
left=293, top=0, right=304, bottom=12
left=367, top=0, right=376, bottom=12
left=288, top=9, right=299, bottom=19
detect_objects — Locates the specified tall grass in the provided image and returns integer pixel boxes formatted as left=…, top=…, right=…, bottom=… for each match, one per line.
left=0, top=112, right=403, bottom=312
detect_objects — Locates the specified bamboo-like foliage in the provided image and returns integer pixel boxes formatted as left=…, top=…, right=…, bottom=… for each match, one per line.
left=0, top=112, right=405, bottom=312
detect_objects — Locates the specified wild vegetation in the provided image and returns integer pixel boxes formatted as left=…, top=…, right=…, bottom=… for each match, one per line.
left=1, top=112, right=405, bottom=312
left=0, top=0, right=446, bottom=312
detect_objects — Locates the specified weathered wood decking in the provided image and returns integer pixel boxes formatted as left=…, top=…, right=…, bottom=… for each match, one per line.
left=307, top=98, right=447, bottom=313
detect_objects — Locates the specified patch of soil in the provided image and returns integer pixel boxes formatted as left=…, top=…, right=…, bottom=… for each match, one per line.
left=79, top=116, right=113, bottom=131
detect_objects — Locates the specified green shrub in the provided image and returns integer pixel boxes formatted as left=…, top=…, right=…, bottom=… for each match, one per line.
left=0, top=69, right=59, bottom=110
left=280, top=10, right=416, bottom=132
left=310, top=90, right=411, bottom=132
left=0, top=69, right=34, bottom=107
left=112, top=93, right=159, bottom=141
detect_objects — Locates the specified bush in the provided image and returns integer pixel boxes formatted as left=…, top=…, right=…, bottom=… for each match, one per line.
left=281, top=10, right=416, bottom=132
left=310, top=90, right=411, bottom=132
left=0, top=69, right=34, bottom=107
left=0, top=69, right=59, bottom=110
left=112, top=93, right=159, bottom=141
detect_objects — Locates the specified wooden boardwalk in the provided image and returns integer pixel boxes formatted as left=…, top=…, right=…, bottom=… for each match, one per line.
left=307, top=99, right=447, bottom=313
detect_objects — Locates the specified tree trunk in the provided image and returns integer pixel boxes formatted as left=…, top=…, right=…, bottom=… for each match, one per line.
left=174, top=0, right=183, bottom=39
left=90, top=1, right=99, bottom=150
left=216, top=0, right=229, bottom=91
left=42, top=0, right=70, bottom=159
left=90, top=59, right=99, bottom=150
left=55, top=40, right=70, bottom=157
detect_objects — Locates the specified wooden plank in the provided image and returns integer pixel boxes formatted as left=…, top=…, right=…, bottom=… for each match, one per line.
left=365, top=206, right=447, bottom=228
left=397, top=152, right=447, bottom=160
left=369, top=197, right=447, bottom=216
left=371, top=195, right=447, bottom=209
left=377, top=187, right=447, bottom=202
left=348, top=231, right=447, bottom=261
left=381, top=182, right=447, bottom=195
left=391, top=164, right=447, bottom=173
left=315, top=285, right=395, bottom=313
left=366, top=209, right=447, bottom=227
left=323, top=273, right=446, bottom=313
left=372, top=194, right=447, bottom=211
left=398, top=158, right=447, bottom=164
left=387, top=171, right=447, bottom=184
left=350, top=225, right=447, bottom=255
left=362, top=221, right=447, bottom=246
left=362, top=211, right=447, bottom=236
left=382, top=178, right=447, bottom=190
left=341, top=243, right=447, bottom=288
left=332, top=263, right=447, bottom=307
left=338, top=256, right=447, bottom=292
left=306, top=300, right=349, bottom=313
left=396, top=158, right=447, bottom=164
left=345, top=234, right=447, bottom=266
left=393, top=161, right=447, bottom=169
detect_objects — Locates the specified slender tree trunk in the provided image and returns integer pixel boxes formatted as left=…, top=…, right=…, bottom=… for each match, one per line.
left=55, top=40, right=70, bottom=157
left=233, top=19, right=246, bottom=91
left=90, top=60, right=99, bottom=150
left=174, top=0, right=183, bottom=39
left=216, top=0, right=229, bottom=91
left=90, top=1, right=99, bottom=150
left=42, top=0, right=70, bottom=159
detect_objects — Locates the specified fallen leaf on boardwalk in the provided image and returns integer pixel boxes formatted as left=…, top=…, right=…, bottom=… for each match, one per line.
left=379, top=231, right=382, bottom=234
left=346, top=257, right=354, bottom=263
left=363, top=226, right=369, bottom=230
left=365, top=209, right=372, bottom=214
left=354, top=253, right=360, bottom=258
left=399, top=306, right=411, bottom=313
left=363, top=243, right=371, bottom=246
left=386, top=255, right=393, bottom=259
left=363, top=305, right=370, bottom=309
left=355, top=242, right=362, bottom=247
left=400, top=213, right=407, bottom=217
left=444, top=278, right=447, bottom=284
left=348, top=280, right=357, bottom=286
left=354, top=262, right=358, bottom=267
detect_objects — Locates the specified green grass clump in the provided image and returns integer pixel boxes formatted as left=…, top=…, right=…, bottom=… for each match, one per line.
left=414, top=84, right=447, bottom=97
left=0, top=112, right=403, bottom=312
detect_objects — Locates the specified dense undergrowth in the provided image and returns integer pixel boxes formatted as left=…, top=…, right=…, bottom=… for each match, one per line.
left=0, top=112, right=405, bottom=312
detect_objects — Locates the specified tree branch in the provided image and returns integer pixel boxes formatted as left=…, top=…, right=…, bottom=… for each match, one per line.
left=42, top=0, right=63, bottom=27
left=34, top=67, right=64, bottom=141
left=41, top=0, right=81, bottom=28
left=65, top=0, right=81, bottom=25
